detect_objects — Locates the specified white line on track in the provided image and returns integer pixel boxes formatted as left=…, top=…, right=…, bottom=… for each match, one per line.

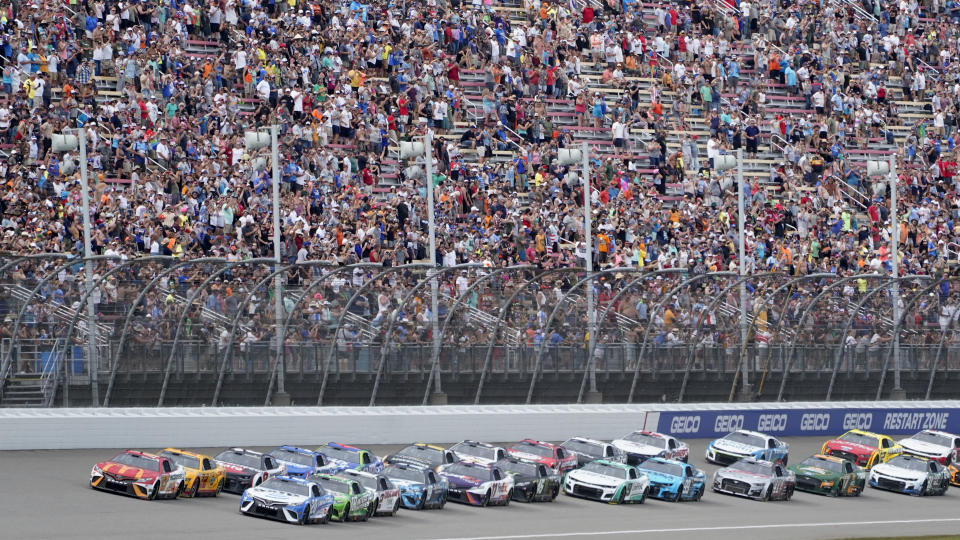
left=427, top=518, right=960, bottom=540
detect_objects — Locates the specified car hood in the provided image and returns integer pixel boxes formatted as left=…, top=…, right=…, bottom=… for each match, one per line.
left=507, top=450, right=551, bottom=463
left=317, top=459, right=355, bottom=473
left=613, top=440, right=665, bottom=456
left=825, top=440, right=876, bottom=456
left=639, top=470, right=680, bottom=484
left=716, top=469, right=771, bottom=483
left=218, top=462, right=255, bottom=475
left=872, top=463, right=927, bottom=481
left=567, top=470, right=623, bottom=488
left=711, top=439, right=762, bottom=455
left=388, top=478, right=425, bottom=490
left=99, top=462, right=157, bottom=481
left=789, top=465, right=840, bottom=480
left=245, top=487, right=308, bottom=505
left=900, top=439, right=950, bottom=457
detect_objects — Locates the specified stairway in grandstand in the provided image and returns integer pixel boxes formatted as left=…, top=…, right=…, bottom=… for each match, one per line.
left=1, top=284, right=112, bottom=344
left=0, top=338, right=63, bottom=407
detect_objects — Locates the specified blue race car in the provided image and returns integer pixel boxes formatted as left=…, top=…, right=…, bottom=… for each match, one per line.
left=705, top=430, right=789, bottom=466
left=381, top=462, right=448, bottom=510
left=315, top=442, right=383, bottom=474
left=240, top=475, right=335, bottom=525
left=267, top=446, right=327, bottom=478
left=637, top=457, right=706, bottom=502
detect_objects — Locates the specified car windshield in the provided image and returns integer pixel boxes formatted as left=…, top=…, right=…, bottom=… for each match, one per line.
left=160, top=452, right=199, bottom=470
left=839, top=432, right=878, bottom=447
left=452, top=442, right=498, bottom=461
left=314, top=478, right=351, bottom=494
left=580, top=462, right=627, bottom=479
left=499, top=460, right=540, bottom=477
left=396, top=445, right=443, bottom=462
left=639, top=460, right=684, bottom=477
left=216, top=451, right=262, bottom=469
left=723, top=432, right=766, bottom=448
left=563, top=439, right=602, bottom=456
left=443, top=464, right=490, bottom=479
left=729, top=461, right=773, bottom=476
left=510, top=441, right=553, bottom=457
left=383, top=466, right=424, bottom=483
left=261, top=478, right=310, bottom=496
left=269, top=449, right=315, bottom=467
left=890, top=457, right=929, bottom=472
left=319, top=446, right=361, bottom=463
left=110, top=453, right=160, bottom=471
left=622, top=433, right=667, bottom=448
left=798, top=457, right=844, bottom=473
left=909, top=431, right=953, bottom=447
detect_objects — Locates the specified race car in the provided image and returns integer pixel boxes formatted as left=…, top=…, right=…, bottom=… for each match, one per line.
left=787, top=454, right=866, bottom=497
left=384, top=443, right=458, bottom=470
left=898, top=430, right=960, bottom=465
left=636, top=457, right=705, bottom=502
left=612, top=430, right=689, bottom=464
left=267, top=446, right=327, bottom=478
left=949, top=451, right=960, bottom=486
left=90, top=450, right=186, bottom=500
left=496, top=457, right=562, bottom=502
left=239, top=475, right=334, bottom=524
left=563, top=460, right=649, bottom=504
left=506, top=439, right=578, bottom=472
left=214, top=448, right=285, bottom=494
left=869, top=455, right=950, bottom=496
left=436, top=461, right=514, bottom=506
left=448, top=440, right=508, bottom=466
left=821, top=429, right=902, bottom=469
left=159, top=448, right=225, bottom=498
left=307, top=473, right=376, bottom=521
left=560, top=437, right=626, bottom=466
left=705, top=430, right=789, bottom=466
left=315, top=443, right=383, bottom=474
left=381, top=462, right=448, bottom=510
left=338, top=469, right=402, bottom=517
left=712, top=457, right=795, bottom=501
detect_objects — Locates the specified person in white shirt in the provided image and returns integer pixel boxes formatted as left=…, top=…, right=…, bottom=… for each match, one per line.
left=255, top=78, right=270, bottom=102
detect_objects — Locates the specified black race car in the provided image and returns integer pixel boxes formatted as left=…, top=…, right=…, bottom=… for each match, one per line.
left=496, top=457, right=561, bottom=502
left=560, top=437, right=627, bottom=467
left=384, top=443, right=458, bottom=470
left=214, top=448, right=285, bottom=494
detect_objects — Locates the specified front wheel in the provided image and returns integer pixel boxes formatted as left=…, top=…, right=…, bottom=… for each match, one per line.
left=918, top=481, right=928, bottom=497
left=300, top=505, right=311, bottom=525
left=671, top=485, right=682, bottom=502
left=214, top=478, right=223, bottom=497
left=148, top=481, right=160, bottom=500
left=503, top=490, right=512, bottom=506
left=761, top=485, right=772, bottom=502
left=481, top=490, right=491, bottom=508
left=187, top=480, right=199, bottom=498
left=390, top=498, right=400, bottom=516
left=340, top=504, right=350, bottom=522
left=318, top=509, right=330, bottom=524
left=694, top=485, right=704, bottom=501
left=174, top=482, right=184, bottom=499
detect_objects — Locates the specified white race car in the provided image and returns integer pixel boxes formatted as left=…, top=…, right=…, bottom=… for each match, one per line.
left=240, top=476, right=334, bottom=524
left=563, top=460, right=649, bottom=504
left=337, top=469, right=402, bottom=516
left=612, top=430, right=689, bottom=464
left=869, top=455, right=951, bottom=496
left=706, top=430, right=789, bottom=466
left=448, top=440, right=508, bottom=466
left=898, top=430, right=960, bottom=465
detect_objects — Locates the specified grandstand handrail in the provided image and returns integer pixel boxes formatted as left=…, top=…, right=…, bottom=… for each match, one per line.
left=828, top=173, right=870, bottom=210
left=832, top=0, right=878, bottom=24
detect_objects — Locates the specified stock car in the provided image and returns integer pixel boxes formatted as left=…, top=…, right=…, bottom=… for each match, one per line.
left=506, top=439, right=578, bottom=472
left=158, top=448, right=225, bottom=498
left=636, top=457, right=705, bottom=502
left=239, top=476, right=334, bottom=525
left=385, top=443, right=458, bottom=470
left=382, top=462, right=449, bottom=510
left=560, top=437, right=626, bottom=466
left=338, top=469, right=402, bottom=516
left=787, top=454, right=866, bottom=497
left=869, top=455, right=951, bottom=496
left=705, top=430, right=789, bottom=466
left=612, top=430, right=689, bottom=464
left=496, top=457, right=562, bottom=502
left=215, top=448, right=285, bottom=494
left=449, top=440, right=508, bottom=466
left=822, top=430, right=903, bottom=469
left=315, top=443, right=383, bottom=474
left=90, top=450, right=186, bottom=500
left=563, top=460, right=649, bottom=504
left=267, top=446, right=327, bottom=478
left=949, top=452, right=960, bottom=486
left=712, top=457, right=795, bottom=501
left=898, top=430, right=960, bottom=464
left=437, top=461, right=515, bottom=506
left=307, top=473, right=376, bottom=521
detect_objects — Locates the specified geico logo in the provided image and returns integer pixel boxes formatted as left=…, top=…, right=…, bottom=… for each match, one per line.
left=670, top=416, right=701, bottom=434
left=714, top=415, right=744, bottom=433
left=757, top=414, right=788, bottom=432
left=800, top=413, right=831, bottom=431
left=842, top=413, right=873, bottom=431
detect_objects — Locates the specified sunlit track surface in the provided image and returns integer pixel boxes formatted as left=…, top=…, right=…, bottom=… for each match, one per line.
left=5, top=438, right=960, bottom=540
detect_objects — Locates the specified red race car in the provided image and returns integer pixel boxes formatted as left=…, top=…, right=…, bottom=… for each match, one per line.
left=506, top=439, right=577, bottom=472
left=90, top=450, right=187, bottom=500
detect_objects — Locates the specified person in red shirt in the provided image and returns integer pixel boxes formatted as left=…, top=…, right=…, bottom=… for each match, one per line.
left=582, top=5, right=594, bottom=24
left=446, top=60, right=460, bottom=85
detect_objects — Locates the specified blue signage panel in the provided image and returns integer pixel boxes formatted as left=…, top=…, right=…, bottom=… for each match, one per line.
left=657, top=408, right=959, bottom=438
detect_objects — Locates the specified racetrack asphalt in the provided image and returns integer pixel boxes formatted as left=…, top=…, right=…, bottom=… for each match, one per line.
left=3, top=437, right=959, bottom=540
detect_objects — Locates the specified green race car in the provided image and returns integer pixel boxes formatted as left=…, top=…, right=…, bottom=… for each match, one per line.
left=788, top=454, right=866, bottom=497
left=562, top=460, right=649, bottom=504
left=307, top=473, right=376, bottom=521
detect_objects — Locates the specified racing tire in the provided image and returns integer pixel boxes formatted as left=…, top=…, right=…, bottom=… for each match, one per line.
left=149, top=481, right=160, bottom=500
left=503, top=490, right=512, bottom=506
left=359, top=505, right=369, bottom=522
left=300, top=505, right=311, bottom=525
left=174, top=482, right=185, bottom=499
left=437, top=493, right=447, bottom=510
left=415, top=494, right=426, bottom=511
left=785, top=486, right=794, bottom=501
left=188, top=480, right=199, bottom=498
left=319, top=509, right=330, bottom=524
left=672, top=485, right=683, bottom=502
left=614, top=489, right=626, bottom=505
left=340, top=504, right=350, bottom=522
left=694, top=486, right=704, bottom=501
left=389, top=498, right=400, bottom=516
left=368, top=500, right=378, bottom=519
left=551, top=486, right=560, bottom=501
left=525, top=489, right=536, bottom=503
left=481, top=490, right=491, bottom=508
left=918, top=481, right=928, bottom=497
left=761, top=485, right=772, bottom=502
left=214, top=478, right=223, bottom=497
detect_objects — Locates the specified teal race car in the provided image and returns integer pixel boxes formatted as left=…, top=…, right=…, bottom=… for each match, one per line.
left=307, top=473, right=376, bottom=521
left=637, top=457, right=705, bottom=502
left=562, top=460, right=649, bottom=504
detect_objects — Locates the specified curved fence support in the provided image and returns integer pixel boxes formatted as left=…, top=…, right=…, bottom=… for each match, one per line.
left=317, top=264, right=431, bottom=405
left=423, top=265, right=535, bottom=405
left=157, top=258, right=275, bottom=406
left=370, top=263, right=481, bottom=406
left=627, top=272, right=736, bottom=403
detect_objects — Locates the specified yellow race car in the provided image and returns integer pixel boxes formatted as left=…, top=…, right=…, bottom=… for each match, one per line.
left=821, top=430, right=903, bottom=469
left=159, top=448, right=225, bottom=497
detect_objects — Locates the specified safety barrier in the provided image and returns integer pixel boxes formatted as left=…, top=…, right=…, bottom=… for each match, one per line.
left=3, top=401, right=960, bottom=450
